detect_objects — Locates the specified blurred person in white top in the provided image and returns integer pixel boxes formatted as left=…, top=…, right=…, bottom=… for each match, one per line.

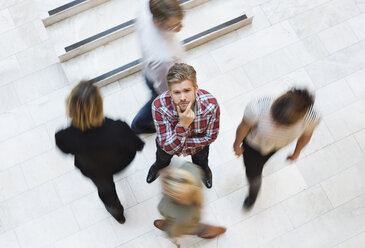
left=233, top=88, right=321, bottom=209
left=131, top=0, right=185, bottom=134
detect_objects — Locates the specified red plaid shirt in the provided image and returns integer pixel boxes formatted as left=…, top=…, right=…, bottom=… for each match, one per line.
left=152, top=89, right=220, bottom=156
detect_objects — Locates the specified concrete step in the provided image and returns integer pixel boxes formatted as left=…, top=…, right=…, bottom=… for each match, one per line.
left=58, top=0, right=253, bottom=86
left=57, top=0, right=211, bottom=62
left=42, top=0, right=111, bottom=27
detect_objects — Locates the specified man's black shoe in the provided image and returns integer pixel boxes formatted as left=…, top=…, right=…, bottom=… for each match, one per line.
left=243, top=196, right=256, bottom=210
left=203, top=167, right=212, bottom=188
left=146, top=164, right=160, bottom=183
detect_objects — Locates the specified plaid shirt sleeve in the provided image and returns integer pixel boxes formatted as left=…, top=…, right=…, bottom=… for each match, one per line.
left=185, top=103, right=220, bottom=147
left=152, top=100, right=190, bottom=155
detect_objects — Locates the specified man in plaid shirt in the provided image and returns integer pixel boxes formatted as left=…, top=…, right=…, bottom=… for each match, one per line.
left=146, top=63, right=220, bottom=188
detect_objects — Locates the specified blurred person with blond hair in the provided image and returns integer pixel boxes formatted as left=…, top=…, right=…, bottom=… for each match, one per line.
left=154, top=162, right=226, bottom=239
left=233, top=88, right=320, bottom=209
left=131, top=0, right=185, bottom=134
left=55, top=81, right=144, bottom=224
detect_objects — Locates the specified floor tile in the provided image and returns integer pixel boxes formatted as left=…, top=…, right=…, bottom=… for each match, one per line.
left=355, top=0, right=365, bottom=12
left=0, top=165, right=28, bottom=201
left=236, top=6, right=271, bottom=39
left=321, top=160, right=365, bottom=207
left=71, top=192, right=110, bottom=229
left=0, top=83, right=20, bottom=112
left=0, top=56, right=22, bottom=87
left=112, top=196, right=160, bottom=245
left=243, top=35, right=327, bottom=87
left=8, top=1, right=41, bottom=26
left=126, top=168, right=161, bottom=203
left=117, top=231, right=175, bottom=248
left=0, top=0, right=22, bottom=10
left=296, top=136, right=365, bottom=186
left=0, top=231, right=20, bottom=248
left=44, top=115, right=69, bottom=146
left=315, top=78, right=356, bottom=116
left=281, top=185, right=333, bottom=227
left=324, top=99, right=365, bottom=141
left=306, top=40, right=365, bottom=88
left=347, top=12, right=365, bottom=40
left=13, top=63, right=69, bottom=104
left=0, top=126, right=53, bottom=170
left=211, top=21, right=299, bottom=72
left=198, top=66, right=251, bottom=103
left=25, top=86, right=70, bottom=126
left=354, top=129, right=365, bottom=153
left=318, top=22, right=359, bottom=53
left=54, top=218, right=119, bottom=248
left=262, top=194, right=365, bottom=248
left=0, top=21, right=41, bottom=60
left=0, top=105, right=35, bottom=143
left=1, top=182, right=63, bottom=229
left=261, top=0, right=330, bottom=24
left=302, top=120, right=335, bottom=156
left=217, top=204, right=293, bottom=248
left=16, top=40, right=58, bottom=76
left=0, top=8, right=14, bottom=33
left=346, top=67, right=365, bottom=98
left=21, top=148, right=74, bottom=188
left=53, top=170, right=95, bottom=204
left=15, top=206, right=79, bottom=248
left=115, top=178, right=138, bottom=208
left=213, top=158, right=246, bottom=197
left=335, top=231, right=365, bottom=248
left=289, top=0, right=361, bottom=38
left=103, top=86, right=140, bottom=121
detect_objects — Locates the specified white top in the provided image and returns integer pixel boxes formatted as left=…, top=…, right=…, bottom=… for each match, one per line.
left=136, top=0, right=185, bottom=94
left=244, top=97, right=320, bottom=155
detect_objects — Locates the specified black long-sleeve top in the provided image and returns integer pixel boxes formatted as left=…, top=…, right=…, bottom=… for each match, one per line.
left=55, top=118, right=145, bottom=178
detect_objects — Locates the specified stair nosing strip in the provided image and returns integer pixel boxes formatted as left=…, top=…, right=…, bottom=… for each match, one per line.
left=89, top=14, right=249, bottom=85
left=65, top=19, right=136, bottom=52
left=48, top=0, right=87, bottom=16
left=62, top=0, right=200, bottom=52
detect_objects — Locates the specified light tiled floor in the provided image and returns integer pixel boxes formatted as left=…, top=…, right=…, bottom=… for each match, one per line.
left=1, top=0, right=365, bottom=247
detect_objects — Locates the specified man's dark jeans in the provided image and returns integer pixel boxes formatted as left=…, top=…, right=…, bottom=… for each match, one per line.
left=154, top=142, right=210, bottom=171
left=131, top=76, right=158, bottom=133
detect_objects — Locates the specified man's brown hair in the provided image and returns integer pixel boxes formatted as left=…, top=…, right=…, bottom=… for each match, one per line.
left=167, top=63, right=197, bottom=89
left=149, top=0, right=183, bottom=22
left=66, top=81, right=104, bottom=131
left=271, top=88, right=314, bottom=126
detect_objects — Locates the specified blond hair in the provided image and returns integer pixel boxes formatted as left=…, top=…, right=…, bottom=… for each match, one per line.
left=161, top=167, right=203, bottom=207
left=149, top=0, right=183, bottom=22
left=66, top=81, right=104, bottom=131
left=167, top=63, right=197, bottom=89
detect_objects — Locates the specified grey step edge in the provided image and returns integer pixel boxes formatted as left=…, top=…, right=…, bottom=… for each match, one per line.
left=59, top=0, right=211, bottom=62
left=88, top=14, right=253, bottom=87
left=42, top=0, right=110, bottom=27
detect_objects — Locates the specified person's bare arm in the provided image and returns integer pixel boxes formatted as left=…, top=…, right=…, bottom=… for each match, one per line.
left=287, top=131, right=313, bottom=161
left=233, top=119, right=253, bottom=156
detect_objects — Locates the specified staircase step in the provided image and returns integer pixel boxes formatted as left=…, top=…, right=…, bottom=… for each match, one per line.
left=57, top=0, right=211, bottom=62
left=42, top=0, right=110, bottom=27
left=90, top=14, right=252, bottom=87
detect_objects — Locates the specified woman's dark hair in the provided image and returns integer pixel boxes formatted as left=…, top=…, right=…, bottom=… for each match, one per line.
left=271, top=88, right=314, bottom=126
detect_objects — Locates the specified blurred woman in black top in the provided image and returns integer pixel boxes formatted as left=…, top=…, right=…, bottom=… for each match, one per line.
left=55, top=81, right=144, bottom=224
